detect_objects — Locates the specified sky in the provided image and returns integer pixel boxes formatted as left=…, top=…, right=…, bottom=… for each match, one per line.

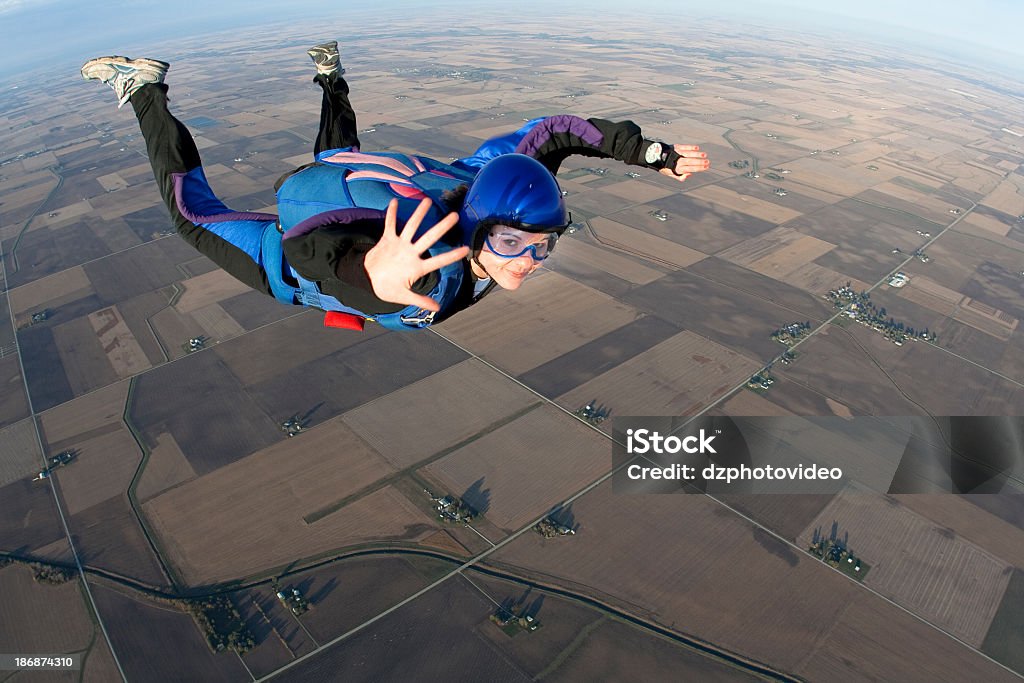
left=0, top=0, right=1021, bottom=80
left=741, top=0, right=1022, bottom=53
left=730, top=0, right=1024, bottom=72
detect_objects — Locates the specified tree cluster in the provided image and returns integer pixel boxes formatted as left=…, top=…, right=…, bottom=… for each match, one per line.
left=180, top=596, right=255, bottom=654
left=31, top=563, right=75, bottom=585
left=770, top=321, right=812, bottom=346
left=826, top=283, right=937, bottom=345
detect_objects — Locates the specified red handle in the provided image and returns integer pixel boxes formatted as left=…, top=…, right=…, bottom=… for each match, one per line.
left=323, top=311, right=365, bottom=331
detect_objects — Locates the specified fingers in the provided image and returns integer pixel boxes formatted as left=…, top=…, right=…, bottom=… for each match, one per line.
left=401, top=292, right=443, bottom=312
left=386, top=242, right=466, bottom=312
left=421, top=245, right=470, bottom=272
left=382, top=198, right=400, bottom=239
left=674, top=144, right=708, bottom=164
left=659, top=168, right=691, bottom=182
left=667, top=144, right=709, bottom=181
left=398, top=198, right=434, bottom=243
left=675, top=145, right=708, bottom=160
left=380, top=284, right=442, bottom=312
left=670, top=142, right=710, bottom=180
left=678, top=160, right=710, bottom=173
left=412, top=212, right=461, bottom=252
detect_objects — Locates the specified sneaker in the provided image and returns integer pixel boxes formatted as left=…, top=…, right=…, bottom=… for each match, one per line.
left=307, top=40, right=344, bottom=78
left=81, top=56, right=170, bottom=109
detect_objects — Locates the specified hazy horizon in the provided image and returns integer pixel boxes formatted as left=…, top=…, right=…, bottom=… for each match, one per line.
left=0, top=0, right=1022, bottom=85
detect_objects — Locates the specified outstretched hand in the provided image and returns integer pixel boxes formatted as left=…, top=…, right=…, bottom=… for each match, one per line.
left=659, top=144, right=710, bottom=183
left=363, top=198, right=470, bottom=312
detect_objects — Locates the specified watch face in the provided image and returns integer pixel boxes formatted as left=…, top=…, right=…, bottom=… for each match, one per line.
left=644, top=142, right=663, bottom=165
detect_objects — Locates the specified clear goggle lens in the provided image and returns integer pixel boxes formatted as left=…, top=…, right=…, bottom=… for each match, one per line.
left=484, top=228, right=558, bottom=261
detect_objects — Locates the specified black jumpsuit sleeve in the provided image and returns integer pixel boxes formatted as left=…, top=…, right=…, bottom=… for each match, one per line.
left=513, top=115, right=659, bottom=175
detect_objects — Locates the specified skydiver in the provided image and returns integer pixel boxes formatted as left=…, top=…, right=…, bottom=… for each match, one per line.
left=80, top=42, right=710, bottom=331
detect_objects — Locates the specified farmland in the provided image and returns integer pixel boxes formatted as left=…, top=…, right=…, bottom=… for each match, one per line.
left=422, top=404, right=611, bottom=533
left=342, top=359, right=539, bottom=469
left=143, top=440, right=433, bottom=582
left=493, top=481, right=861, bottom=674
left=797, top=486, right=1013, bottom=647
left=556, top=330, right=760, bottom=417
left=90, top=581, right=249, bottom=682
left=0, top=564, right=94, bottom=654
left=1, top=10, right=1023, bottom=681
left=436, top=271, right=640, bottom=376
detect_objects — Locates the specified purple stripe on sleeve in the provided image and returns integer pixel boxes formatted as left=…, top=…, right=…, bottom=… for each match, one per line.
left=195, top=210, right=280, bottom=223
left=514, top=115, right=604, bottom=158
left=171, top=171, right=278, bottom=224
left=282, top=208, right=386, bottom=240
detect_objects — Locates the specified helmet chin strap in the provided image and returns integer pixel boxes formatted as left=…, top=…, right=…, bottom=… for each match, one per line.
left=469, top=226, right=491, bottom=279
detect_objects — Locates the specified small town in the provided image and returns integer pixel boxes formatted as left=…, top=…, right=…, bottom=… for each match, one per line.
left=826, top=283, right=937, bottom=347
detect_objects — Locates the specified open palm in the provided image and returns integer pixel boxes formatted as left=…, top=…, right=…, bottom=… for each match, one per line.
left=363, top=198, right=470, bottom=311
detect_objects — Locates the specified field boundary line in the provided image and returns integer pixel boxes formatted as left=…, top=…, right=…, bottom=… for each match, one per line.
left=5, top=167, right=63, bottom=275
left=465, top=524, right=496, bottom=548
left=123, top=375, right=185, bottom=589
left=303, top=401, right=543, bottom=525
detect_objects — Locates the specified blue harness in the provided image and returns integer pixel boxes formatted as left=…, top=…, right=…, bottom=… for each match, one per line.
left=268, top=149, right=476, bottom=330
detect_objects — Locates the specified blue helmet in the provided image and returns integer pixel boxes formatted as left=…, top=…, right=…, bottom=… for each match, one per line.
left=458, top=154, right=568, bottom=245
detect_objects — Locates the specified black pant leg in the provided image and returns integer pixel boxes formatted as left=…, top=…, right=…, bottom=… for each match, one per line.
left=130, top=83, right=273, bottom=296
left=130, top=83, right=199, bottom=232
left=314, top=74, right=360, bottom=155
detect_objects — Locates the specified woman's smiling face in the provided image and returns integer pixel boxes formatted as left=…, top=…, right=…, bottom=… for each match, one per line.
left=473, top=226, right=557, bottom=290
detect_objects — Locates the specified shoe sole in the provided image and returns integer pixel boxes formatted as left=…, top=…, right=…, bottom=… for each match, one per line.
left=308, top=41, right=338, bottom=53
left=307, top=42, right=342, bottom=77
left=81, top=55, right=170, bottom=79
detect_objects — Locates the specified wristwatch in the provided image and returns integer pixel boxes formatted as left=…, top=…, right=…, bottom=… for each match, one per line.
left=643, top=141, right=667, bottom=166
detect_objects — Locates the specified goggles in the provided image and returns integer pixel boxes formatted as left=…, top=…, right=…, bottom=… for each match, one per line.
left=483, top=227, right=558, bottom=261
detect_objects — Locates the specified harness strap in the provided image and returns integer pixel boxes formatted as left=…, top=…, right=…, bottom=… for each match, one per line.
left=261, top=223, right=298, bottom=305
